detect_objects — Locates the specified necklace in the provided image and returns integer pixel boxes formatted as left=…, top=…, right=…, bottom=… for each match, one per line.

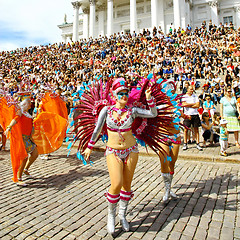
left=112, top=107, right=128, bottom=116
left=109, top=106, right=131, bottom=126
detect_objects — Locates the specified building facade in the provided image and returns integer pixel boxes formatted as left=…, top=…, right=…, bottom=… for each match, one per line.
left=58, top=0, right=240, bottom=42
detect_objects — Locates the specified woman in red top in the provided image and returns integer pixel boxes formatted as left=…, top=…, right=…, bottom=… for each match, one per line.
left=5, top=98, right=38, bottom=186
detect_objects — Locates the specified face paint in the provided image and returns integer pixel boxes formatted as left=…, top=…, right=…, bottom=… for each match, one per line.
left=117, top=92, right=129, bottom=98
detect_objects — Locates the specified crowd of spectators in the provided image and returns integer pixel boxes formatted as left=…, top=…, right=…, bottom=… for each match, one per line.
left=1, top=20, right=240, bottom=154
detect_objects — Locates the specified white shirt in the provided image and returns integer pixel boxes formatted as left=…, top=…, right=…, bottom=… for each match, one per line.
left=182, top=93, right=199, bottom=115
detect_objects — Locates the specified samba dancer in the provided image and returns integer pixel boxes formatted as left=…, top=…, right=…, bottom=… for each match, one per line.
left=4, top=98, right=38, bottom=186
left=84, top=78, right=157, bottom=234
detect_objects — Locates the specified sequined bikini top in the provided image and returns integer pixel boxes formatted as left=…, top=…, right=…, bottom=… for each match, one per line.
left=106, top=106, right=133, bottom=131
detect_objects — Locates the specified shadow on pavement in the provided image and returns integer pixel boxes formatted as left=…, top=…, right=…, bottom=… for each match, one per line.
left=119, top=172, right=238, bottom=236
left=26, top=166, right=108, bottom=190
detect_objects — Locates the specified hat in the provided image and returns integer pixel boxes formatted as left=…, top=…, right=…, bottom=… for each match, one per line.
left=203, top=83, right=209, bottom=88
left=220, top=119, right=228, bottom=125
left=112, top=78, right=129, bottom=95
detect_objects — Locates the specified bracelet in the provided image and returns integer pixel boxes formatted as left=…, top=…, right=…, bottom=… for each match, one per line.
left=87, top=145, right=94, bottom=150
left=147, top=97, right=156, bottom=108
left=87, top=140, right=96, bottom=150
left=146, top=97, right=154, bottom=104
left=6, top=126, right=12, bottom=130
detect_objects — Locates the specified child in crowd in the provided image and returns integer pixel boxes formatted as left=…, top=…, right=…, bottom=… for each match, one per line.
left=219, top=119, right=228, bottom=157
left=212, top=112, right=221, bottom=133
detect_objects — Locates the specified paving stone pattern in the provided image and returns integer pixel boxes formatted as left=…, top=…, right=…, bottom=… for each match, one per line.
left=0, top=146, right=240, bottom=240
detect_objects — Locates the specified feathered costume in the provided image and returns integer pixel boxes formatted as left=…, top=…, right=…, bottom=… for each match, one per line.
left=0, top=89, right=68, bottom=182
left=67, top=74, right=182, bottom=163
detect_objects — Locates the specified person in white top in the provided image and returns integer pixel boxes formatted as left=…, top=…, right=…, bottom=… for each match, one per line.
left=182, top=86, right=203, bottom=150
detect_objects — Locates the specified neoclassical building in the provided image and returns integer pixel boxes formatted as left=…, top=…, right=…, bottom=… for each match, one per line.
left=58, top=0, right=240, bottom=42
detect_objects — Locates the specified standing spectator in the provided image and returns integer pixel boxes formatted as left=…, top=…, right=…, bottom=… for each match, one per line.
left=220, top=85, right=240, bottom=147
left=182, top=86, right=203, bottom=150
left=219, top=119, right=228, bottom=156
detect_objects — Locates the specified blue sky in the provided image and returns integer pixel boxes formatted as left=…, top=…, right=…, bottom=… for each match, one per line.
left=0, top=0, right=73, bottom=51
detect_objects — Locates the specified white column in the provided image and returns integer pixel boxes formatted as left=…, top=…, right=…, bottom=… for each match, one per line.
left=151, top=0, right=158, bottom=29
left=209, top=1, right=219, bottom=26
left=62, top=35, right=67, bottom=43
left=72, top=1, right=81, bottom=42
left=130, top=0, right=137, bottom=34
left=173, top=0, right=181, bottom=30
left=89, top=0, right=96, bottom=38
left=235, top=6, right=240, bottom=30
left=82, top=8, right=89, bottom=39
left=185, top=0, right=191, bottom=27
left=180, top=0, right=186, bottom=29
left=107, top=0, right=114, bottom=37
left=98, top=7, right=105, bottom=37
left=158, top=0, right=165, bottom=33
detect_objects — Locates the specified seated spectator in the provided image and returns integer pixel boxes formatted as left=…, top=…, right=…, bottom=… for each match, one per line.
left=205, top=72, right=214, bottom=84
left=203, top=94, right=215, bottom=119
left=182, top=81, right=190, bottom=94
left=227, top=59, right=234, bottom=73
left=191, top=76, right=201, bottom=89
left=178, top=72, right=187, bottom=90
left=199, top=83, right=211, bottom=100
left=215, top=59, right=225, bottom=75
left=225, top=73, right=233, bottom=86
left=203, top=63, right=212, bottom=77
left=212, top=73, right=221, bottom=85
left=201, top=112, right=219, bottom=147
left=174, top=63, right=184, bottom=82
left=213, top=83, right=223, bottom=104
left=233, top=81, right=240, bottom=100
left=194, top=63, right=203, bottom=79
left=220, top=80, right=225, bottom=93
left=163, top=65, right=173, bottom=79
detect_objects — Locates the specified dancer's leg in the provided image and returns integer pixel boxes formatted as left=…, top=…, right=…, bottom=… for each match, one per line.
left=169, top=142, right=180, bottom=198
left=24, top=147, right=38, bottom=173
left=122, top=152, right=138, bottom=191
left=106, top=154, right=123, bottom=234
left=119, top=152, right=138, bottom=232
left=159, top=143, right=171, bottom=202
left=106, top=153, right=123, bottom=194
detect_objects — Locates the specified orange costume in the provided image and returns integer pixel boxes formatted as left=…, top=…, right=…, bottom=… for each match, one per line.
left=0, top=93, right=68, bottom=182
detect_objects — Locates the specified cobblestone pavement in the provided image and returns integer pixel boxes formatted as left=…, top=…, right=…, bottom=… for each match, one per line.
left=0, top=146, right=240, bottom=240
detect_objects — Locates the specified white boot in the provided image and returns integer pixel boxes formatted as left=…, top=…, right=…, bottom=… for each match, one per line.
left=162, top=173, right=171, bottom=202
left=169, top=174, right=177, bottom=199
left=107, top=201, right=117, bottom=235
left=118, top=199, right=130, bottom=231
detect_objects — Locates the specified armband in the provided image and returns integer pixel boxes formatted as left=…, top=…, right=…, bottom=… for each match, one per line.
left=146, top=97, right=155, bottom=108
left=87, top=140, right=96, bottom=150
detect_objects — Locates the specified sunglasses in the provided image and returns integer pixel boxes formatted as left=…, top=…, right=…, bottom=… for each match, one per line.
left=117, top=92, right=129, bottom=98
